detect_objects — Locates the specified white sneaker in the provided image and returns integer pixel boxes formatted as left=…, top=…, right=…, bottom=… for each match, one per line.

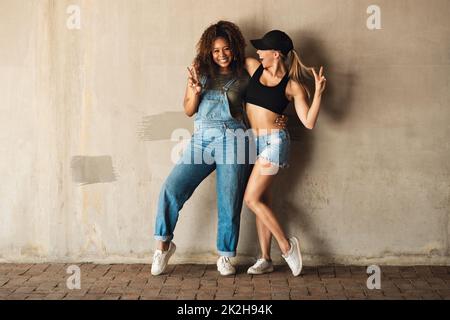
left=282, top=237, right=302, bottom=276
left=247, top=258, right=274, bottom=275
left=151, top=242, right=176, bottom=276
left=217, top=256, right=236, bottom=276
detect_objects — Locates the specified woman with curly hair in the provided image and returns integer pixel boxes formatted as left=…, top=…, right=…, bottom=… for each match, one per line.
left=151, top=21, right=259, bottom=276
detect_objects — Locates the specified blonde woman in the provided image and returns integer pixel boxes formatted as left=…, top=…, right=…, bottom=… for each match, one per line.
left=243, top=30, right=326, bottom=276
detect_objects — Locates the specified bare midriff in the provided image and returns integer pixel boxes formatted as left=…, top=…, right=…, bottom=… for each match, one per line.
left=246, top=103, right=284, bottom=136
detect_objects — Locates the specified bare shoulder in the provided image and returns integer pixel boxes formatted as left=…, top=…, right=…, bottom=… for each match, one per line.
left=245, top=56, right=260, bottom=67
left=286, top=79, right=307, bottom=100
left=245, top=57, right=261, bottom=77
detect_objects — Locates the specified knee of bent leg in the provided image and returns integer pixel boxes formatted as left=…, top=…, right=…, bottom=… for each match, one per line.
left=244, top=193, right=259, bottom=212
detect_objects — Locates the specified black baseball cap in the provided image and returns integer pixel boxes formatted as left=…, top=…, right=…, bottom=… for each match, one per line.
left=250, top=30, right=294, bottom=55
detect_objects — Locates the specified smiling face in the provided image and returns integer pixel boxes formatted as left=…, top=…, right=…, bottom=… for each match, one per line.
left=257, top=49, right=279, bottom=68
left=212, top=37, right=233, bottom=72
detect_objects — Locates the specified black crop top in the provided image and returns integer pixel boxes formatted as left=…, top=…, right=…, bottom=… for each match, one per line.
left=245, top=64, right=290, bottom=115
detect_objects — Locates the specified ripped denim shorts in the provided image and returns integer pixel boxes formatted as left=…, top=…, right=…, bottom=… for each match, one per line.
left=255, top=129, right=290, bottom=168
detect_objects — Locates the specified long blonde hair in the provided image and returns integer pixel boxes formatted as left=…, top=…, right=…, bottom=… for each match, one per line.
left=282, top=49, right=313, bottom=100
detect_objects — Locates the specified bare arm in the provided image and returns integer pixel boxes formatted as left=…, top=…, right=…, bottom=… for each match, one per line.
left=245, top=57, right=261, bottom=77
left=183, top=82, right=201, bottom=117
left=290, top=66, right=326, bottom=130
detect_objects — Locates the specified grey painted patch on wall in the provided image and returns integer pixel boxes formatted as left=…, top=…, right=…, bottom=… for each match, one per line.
left=71, top=156, right=117, bottom=185
left=138, top=112, right=193, bottom=141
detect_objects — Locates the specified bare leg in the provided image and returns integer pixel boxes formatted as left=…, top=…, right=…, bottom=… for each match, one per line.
left=256, top=190, right=273, bottom=260
left=244, top=159, right=290, bottom=255
left=157, top=241, right=170, bottom=251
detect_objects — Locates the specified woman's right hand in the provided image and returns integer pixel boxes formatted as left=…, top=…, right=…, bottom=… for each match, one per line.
left=187, top=65, right=202, bottom=94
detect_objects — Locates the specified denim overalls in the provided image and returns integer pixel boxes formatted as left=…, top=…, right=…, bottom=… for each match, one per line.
left=154, top=76, right=250, bottom=257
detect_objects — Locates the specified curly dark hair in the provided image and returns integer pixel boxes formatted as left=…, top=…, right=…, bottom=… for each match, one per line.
left=194, top=20, right=246, bottom=78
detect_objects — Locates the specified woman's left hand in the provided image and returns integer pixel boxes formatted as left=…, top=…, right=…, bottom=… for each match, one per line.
left=312, top=66, right=326, bottom=96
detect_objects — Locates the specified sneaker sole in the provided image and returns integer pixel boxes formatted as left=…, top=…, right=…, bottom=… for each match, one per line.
left=218, top=271, right=236, bottom=276
left=218, top=266, right=236, bottom=276
left=247, top=266, right=274, bottom=275
left=291, top=237, right=302, bottom=276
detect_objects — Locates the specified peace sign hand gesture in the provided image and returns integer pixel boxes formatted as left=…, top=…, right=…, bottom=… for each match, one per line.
left=312, top=66, right=326, bottom=96
left=187, top=65, right=202, bottom=94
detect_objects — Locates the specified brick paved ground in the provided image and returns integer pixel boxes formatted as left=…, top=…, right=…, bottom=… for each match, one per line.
left=0, top=264, right=449, bottom=300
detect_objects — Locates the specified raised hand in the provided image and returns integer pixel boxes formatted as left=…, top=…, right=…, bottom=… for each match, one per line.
left=187, top=65, right=202, bottom=94
left=312, top=66, right=326, bottom=96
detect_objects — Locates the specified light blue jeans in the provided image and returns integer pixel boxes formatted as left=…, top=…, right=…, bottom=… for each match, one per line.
left=154, top=77, right=251, bottom=257
left=255, top=129, right=290, bottom=168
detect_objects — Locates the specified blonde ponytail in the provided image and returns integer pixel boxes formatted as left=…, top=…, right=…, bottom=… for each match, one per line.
left=285, top=49, right=313, bottom=100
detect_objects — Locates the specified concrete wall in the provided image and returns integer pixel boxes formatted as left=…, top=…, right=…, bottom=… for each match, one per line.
left=0, top=0, right=449, bottom=265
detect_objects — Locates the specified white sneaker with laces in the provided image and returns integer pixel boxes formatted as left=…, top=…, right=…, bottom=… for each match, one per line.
left=282, top=237, right=302, bottom=276
left=151, top=241, right=176, bottom=276
left=247, top=258, right=274, bottom=275
left=217, top=256, right=236, bottom=276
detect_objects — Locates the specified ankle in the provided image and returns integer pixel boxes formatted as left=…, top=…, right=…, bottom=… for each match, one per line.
left=281, top=240, right=291, bottom=256
left=158, top=241, right=170, bottom=251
